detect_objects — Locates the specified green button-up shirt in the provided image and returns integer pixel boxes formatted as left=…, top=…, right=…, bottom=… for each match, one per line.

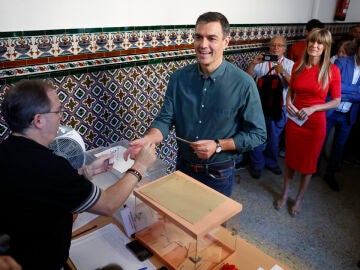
left=150, top=60, right=266, bottom=163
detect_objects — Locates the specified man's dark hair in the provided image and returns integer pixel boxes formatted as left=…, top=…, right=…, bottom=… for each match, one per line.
left=1, top=79, right=52, bottom=133
left=196, top=11, right=230, bottom=38
left=350, top=24, right=360, bottom=42
left=306, top=19, right=324, bottom=32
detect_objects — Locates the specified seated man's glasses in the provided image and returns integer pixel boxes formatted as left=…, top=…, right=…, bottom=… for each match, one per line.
left=29, top=109, right=66, bottom=123
left=39, top=109, right=66, bottom=118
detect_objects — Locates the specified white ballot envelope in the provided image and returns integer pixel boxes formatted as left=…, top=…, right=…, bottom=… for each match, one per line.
left=94, top=145, right=134, bottom=173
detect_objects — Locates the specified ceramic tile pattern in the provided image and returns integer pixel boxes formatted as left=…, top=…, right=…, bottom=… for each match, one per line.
left=0, top=23, right=357, bottom=171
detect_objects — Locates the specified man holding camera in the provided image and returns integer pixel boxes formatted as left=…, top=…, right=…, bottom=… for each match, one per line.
left=246, top=36, right=294, bottom=179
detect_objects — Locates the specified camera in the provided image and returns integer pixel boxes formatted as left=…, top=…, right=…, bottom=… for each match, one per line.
left=262, top=54, right=278, bottom=62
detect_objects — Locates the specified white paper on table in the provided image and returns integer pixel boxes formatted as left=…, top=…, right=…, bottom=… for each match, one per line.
left=72, top=212, right=99, bottom=232
left=270, top=265, right=284, bottom=270
left=287, top=113, right=308, bottom=126
left=70, top=223, right=155, bottom=270
left=94, top=145, right=134, bottom=173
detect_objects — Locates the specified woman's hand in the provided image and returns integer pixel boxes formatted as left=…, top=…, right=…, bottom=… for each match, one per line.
left=286, top=98, right=298, bottom=117
left=297, top=107, right=315, bottom=120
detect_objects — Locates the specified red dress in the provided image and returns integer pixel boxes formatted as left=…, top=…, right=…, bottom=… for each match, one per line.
left=285, top=64, right=341, bottom=174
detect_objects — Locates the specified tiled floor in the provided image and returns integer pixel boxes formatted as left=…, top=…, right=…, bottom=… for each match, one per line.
left=229, top=156, right=360, bottom=270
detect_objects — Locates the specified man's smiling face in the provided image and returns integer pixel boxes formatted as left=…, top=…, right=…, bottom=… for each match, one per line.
left=194, top=21, right=229, bottom=75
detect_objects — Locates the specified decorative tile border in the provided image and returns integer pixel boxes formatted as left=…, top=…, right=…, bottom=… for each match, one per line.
left=0, top=42, right=271, bottom=79
left=0, top=25, right=270, bottom=62
left=0, top=23, right=356, bottom=78
left=0, top=49, right=195, bottom=78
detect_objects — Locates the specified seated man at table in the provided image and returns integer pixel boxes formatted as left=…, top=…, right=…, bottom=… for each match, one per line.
left=0, top=79, right=157, bottom=269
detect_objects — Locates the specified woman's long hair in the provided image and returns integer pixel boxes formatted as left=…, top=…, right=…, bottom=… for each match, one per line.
left=294, top=28, right=333, bottom=89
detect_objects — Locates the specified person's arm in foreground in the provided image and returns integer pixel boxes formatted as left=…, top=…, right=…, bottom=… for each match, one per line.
left=123, top=128, right=163, bottom=160
left=89, top=143, right=156, bottom=216
left=0, top=256, right=22, bottom=270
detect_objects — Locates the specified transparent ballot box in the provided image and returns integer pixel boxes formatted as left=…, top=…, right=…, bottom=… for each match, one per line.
left=133, top=171, right=243, bottom=269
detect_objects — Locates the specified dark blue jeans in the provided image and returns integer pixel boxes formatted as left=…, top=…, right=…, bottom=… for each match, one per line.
left=325, top=111, right=354, bottom=174
left=250, top=108, right=286, bottom=170
left=176, top=158, right=235, bottom=197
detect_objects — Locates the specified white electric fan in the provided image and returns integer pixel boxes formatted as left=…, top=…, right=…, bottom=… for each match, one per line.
left=49, top=125, right=86, bottom=169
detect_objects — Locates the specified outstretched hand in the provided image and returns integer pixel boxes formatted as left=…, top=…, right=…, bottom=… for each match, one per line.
left=123, top=137, right=149, bottom=161
left=132, top=143, right=157, bottom=174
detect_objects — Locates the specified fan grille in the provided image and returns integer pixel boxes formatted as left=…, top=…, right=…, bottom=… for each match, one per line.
left=49, top=137, right=85, bottom=169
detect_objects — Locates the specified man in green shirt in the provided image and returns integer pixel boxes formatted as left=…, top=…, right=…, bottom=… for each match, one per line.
left=125, top=11, right=266, bottom=196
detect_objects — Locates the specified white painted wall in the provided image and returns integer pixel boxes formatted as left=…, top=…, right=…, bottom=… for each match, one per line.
left=0, top=0, right=359, bottom=32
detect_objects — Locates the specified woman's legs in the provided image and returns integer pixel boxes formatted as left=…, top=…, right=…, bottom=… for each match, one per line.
left=277, top=164, right=295, bottom=209
left=291, top=173, right=312, bottom=215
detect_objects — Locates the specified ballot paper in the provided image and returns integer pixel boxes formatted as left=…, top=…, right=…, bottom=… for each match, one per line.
left=113, top=199, right=159, bottom=238
left=286, top=113, right=308, bottom=126
left=70, top=223, right=155, bottom=270
left=94, top=145, right=134, bottom=173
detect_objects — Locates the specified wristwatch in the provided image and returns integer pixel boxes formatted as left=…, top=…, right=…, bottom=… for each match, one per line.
left=215, top=139, right=222, bottom=153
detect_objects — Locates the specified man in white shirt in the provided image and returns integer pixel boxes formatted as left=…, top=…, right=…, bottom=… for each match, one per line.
left=246, top=36, right=294, bottom=178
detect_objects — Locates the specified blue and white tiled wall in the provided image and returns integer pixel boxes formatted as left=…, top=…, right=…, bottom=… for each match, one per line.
left=0, top=23, right=356, bottom=172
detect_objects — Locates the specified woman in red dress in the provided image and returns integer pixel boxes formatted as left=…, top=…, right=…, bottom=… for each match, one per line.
left=277, top=29, right=341, bottom=216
